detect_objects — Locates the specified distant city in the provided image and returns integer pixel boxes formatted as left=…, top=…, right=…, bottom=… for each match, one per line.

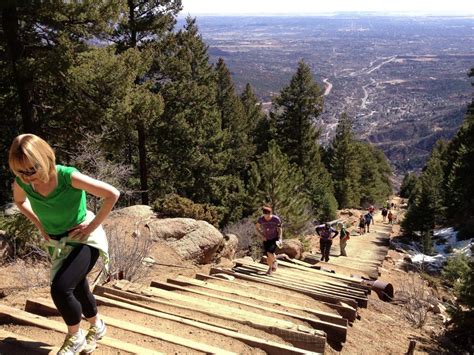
left=182, top=15, right=473, bottom=173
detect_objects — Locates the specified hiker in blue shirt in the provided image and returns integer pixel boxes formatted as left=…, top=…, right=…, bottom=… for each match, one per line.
left=364, top=212, right=374, bottom=233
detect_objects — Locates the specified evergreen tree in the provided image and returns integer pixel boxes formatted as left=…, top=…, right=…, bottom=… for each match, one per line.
left=444, top=69, right=474, bottom=223
left=355, top=142, right=392, bottom=206
left=402, top=141, right=447, bottom=236
left=271, top=60, right=336, bottom=220
left=0, top=1, right=121, bottom=201
left=329, top=113, right=361, bottom=208
left=106, top=0, right=182, bottom=204
left=0, top=1, right=120, bottom=135
left=399, top=173, right=419, bottom=199
left=151, top=17, right=228, bottom=208
left=240, top=83, right=267, bottom=156
left=248, top=141, right=310, bottom=236
left=215, top=58, right=254, bottom=174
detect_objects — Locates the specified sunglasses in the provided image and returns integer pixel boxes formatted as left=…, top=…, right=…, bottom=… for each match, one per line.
left=18, top=167, right=38, bottom=177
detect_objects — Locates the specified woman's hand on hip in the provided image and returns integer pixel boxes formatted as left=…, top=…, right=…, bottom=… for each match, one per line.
left=69, top=222, right=96, bottom=241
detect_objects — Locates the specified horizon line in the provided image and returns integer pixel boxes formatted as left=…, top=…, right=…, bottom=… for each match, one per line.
left=178, top=11, right=474, bottom=17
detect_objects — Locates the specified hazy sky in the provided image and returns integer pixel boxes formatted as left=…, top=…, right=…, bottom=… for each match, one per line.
left=181, top=0, right=474, bottom=16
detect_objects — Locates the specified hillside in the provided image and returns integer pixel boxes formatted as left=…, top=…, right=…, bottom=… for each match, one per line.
left=0, top=199, right=454, bottom=354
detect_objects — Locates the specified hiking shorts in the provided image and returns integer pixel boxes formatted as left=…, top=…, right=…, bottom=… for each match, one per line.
left=263, top=238, right=278, bottom=254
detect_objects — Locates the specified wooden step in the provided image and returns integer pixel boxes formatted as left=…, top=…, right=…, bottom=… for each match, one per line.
left=234, top=263, right=368, bottom=308
left=265, top=258, right=371, bottom=293
left=170, top=275, right=347, bottom=325
left=158, top=278, right=347, bottom=343
left=96, top=281, right=326, bottom=353
left=24, top=298, right=237, bottom=355
left=0, top=329, right=58, bottom=354
left=210, top=267, right=357, bottom=321
left=0, top=303, right=162, bottom=355
left=93, top=291, right=320, bottom=355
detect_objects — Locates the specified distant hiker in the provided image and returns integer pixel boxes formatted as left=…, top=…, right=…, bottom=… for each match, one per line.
left=9, top=134, right=120, bottom=354
left=337, top=222, right=350, bottom=257
left=364, top=211, right=374, bottom=233
left=388, top=210, right=394, bottom=224
left=316, top=223, right=339, bottom=262
left=359, top=214, right=366, bottom=234
left=381, top=207, right=388, bottom=223
left=256, top=206, right=283, bottom=275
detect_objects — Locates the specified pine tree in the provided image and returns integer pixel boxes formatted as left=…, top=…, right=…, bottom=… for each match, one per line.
left=215, top=58, right=255, bottom=174
left=444, top=69, right=474, bottom=223
left=399, top=173, right=419, bottom=199
left=0, top=1, right=121, bottom=134
left=240, top=83, right=267, bottom=156
left=248, top=141, right=310, bottom=236
left=104, top=0, right=181, bottom=204
left=271, top=60, right=336, bottom=220
left=329, top=113, right=361, bottom=208
left=402, top=141, right=447, bottom=236
left=151, top=17, right=228, bottom=208
left=355, top=142, right=392, bottom=206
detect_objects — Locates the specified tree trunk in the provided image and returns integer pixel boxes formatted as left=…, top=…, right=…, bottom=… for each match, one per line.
left=1, top=6, right=37, bottom=133
left=137, top=120, right=149, bottom=205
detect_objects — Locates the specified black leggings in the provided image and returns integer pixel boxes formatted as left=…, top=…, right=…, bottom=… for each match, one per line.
left=51, top=244, right=99, bottom=325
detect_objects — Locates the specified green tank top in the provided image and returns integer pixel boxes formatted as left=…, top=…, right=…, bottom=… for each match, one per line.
left=16, top=165, right=87, bottom=234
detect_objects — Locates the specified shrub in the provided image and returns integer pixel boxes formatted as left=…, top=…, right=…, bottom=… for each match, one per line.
left=223, top=218, right=258, bottom=257
left=442, top=254, right=470, bottom=291
left=152, top=194, right=221, bottom=227
left=0, top=213, right=48, bottom=262
left=395, top=272, right=437, bottom=328
left=105, top=223, right=153, bottom=283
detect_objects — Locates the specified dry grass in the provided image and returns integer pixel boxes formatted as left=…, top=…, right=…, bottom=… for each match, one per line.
left=9, top=259, right=50, bottom=290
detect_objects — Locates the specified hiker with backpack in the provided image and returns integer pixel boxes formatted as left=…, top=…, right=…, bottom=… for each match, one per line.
left=337, top=222, right=350, bottom=256
left=364, top=211, right=374, bottom=233
left=388, top=210, right=394, bottom=224
left=8, top=134, right=120, bottom=355
left=359, top=214, right=366, bottom=234
left=315, top=223, right=339, bottom=262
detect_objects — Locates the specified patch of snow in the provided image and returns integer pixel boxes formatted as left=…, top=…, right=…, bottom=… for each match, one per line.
left=399, top=227, right=473, bottom=271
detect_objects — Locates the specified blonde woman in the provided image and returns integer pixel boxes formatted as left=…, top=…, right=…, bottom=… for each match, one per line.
left=9, top=134, right=120, bottom=355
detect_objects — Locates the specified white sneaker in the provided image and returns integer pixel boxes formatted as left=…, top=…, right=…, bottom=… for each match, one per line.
left=82, top=319, right=107, bottom=353
left=57, top=330, right=86, bottom=355
left=272, top=260, right=278, bottom=271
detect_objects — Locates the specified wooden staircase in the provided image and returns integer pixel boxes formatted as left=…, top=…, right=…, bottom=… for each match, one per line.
left=0, top=224, right=391, bottom=354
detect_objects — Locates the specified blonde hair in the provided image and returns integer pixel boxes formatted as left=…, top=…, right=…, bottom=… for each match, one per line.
left=9, top=134, right=56, bottom=183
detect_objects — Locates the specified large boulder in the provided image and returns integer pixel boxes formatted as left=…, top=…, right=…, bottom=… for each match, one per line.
left=277, top=238, right=304, bottom=259
left=108, top=205, right=154, bottom=220
left=146, top=218, right=224, bottom=264
left=103, top=206, right=225, bottom=264
left=216, top=233, right=239, bottom=260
